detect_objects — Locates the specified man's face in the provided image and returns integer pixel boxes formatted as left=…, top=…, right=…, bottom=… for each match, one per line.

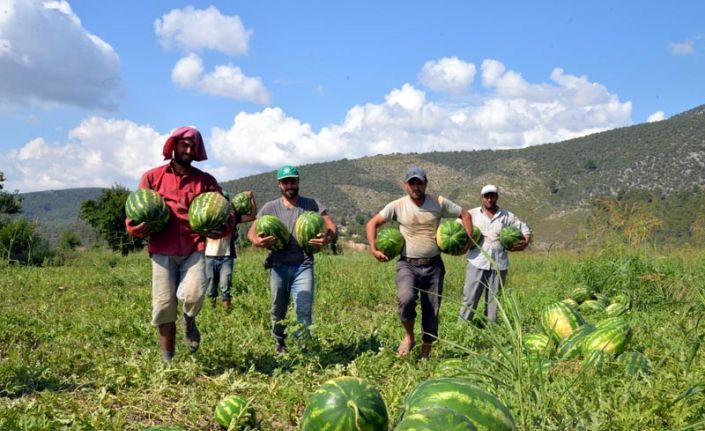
left=278, top=177, right=299, bottom=198
left=482, top=192, right=498, bottom=209
left=173, top=138, right=195, bottom=165
left=405, top=177, right=427, bottom=200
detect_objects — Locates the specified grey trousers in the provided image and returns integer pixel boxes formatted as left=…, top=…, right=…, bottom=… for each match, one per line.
left=459, top=264, right=507, bottom=323
left=396, top=257, right=445, bottom=343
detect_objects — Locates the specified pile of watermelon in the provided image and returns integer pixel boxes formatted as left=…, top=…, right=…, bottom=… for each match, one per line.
left=376, top=228, right=404, bottom=260
left=188, top=191, right=231, bottom=236
left=255, top=215, right=290, bottom=252
left=125, top=189, right=169, bottom=234
left=295, top=211, right=324, bottom=254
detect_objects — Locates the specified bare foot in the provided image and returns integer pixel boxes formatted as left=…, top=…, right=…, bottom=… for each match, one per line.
left=420, top=343, right=432, bottom=360
left=397, top=338, right=416, bottom=356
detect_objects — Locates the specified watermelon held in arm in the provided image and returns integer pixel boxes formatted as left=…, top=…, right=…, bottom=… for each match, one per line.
left=188, top=192, right=230, bottom=236
left=376, top=228, right=404, bottom=260
left=468, top=226, right=482, bottom=250
left=499, top=226, right=523, bottom=250
left=214, top=395, right=255, bottom=429
left=254, top=215, right=290, bottom=252
left=295, top=211, right=324, bottom=254
left=437, top=220, right=470, bottom=255
left=125, top=189, right=169, bottom=234
left=301, top=376, right=388, bottom=431
left=230, top=192, right=251, bottom=215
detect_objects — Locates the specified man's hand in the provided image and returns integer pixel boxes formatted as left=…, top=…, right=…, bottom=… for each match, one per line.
left=372, top=249, right=389, bottom=262
left=253, top=234, right=276, bottom=249
left=511, top=237, right=530, bottom=251
left=125, top=218, right=151, bottom=238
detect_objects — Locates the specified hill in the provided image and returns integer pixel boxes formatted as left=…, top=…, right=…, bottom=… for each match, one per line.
left=17, top=104, right=705, bottom=247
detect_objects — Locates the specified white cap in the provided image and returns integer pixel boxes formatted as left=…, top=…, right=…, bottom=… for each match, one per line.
left=480, top=184, right=498, bottom=195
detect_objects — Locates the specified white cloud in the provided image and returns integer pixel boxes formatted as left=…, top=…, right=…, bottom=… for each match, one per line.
left=0, top=0, right=121, bottom=110
left=670, top=40, right=695, bottom=55
left=172, top=53, right=270, bottom=104
left=418, top=57, right=476, bottom=93
left=647, top=110, right=665, bottom=122
left=154, top=6, right=252, bottom=56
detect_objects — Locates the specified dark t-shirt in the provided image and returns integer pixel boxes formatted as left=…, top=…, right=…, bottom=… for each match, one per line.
left=257, top=196, right=327, bottom=265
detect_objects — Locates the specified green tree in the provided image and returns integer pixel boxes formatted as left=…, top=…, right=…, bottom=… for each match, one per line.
left=58, top=230, right=82, bottom=251
left=0, top=218, right=52, bottom=265
left=79, top=184, right=144, bottom=255
left=0, top=172, right=22, bottom=216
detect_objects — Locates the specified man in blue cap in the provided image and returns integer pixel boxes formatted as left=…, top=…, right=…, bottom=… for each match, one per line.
left=247, top=164, right=337, bottom=354
left=366, top=166, right=473, bottom=359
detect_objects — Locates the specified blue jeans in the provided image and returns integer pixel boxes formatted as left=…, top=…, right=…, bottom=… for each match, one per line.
left=270, top=262, right=314, bottom=344
left=205, top=256, right=234, bottom=301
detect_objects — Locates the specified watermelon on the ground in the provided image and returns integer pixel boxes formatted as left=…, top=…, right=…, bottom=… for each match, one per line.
left=610, top=293, right=631, bottom=307
left=593, top=293, right=610, bottom=306
left=125, top=189, right=169, bottom=234
left=556, top=324, right=595, bottom=360
left=402, top=377, right=515, bottom=431
left=524, top=356, right=553, bottom=376
left=214, top=395, right=255, bottom=429
left=394, top=407, right=477, bottom=430
left=142, top=427, right=185, bottom=431
left=583, top=349, right=611, bottom=372
left=255, top=215, right=290, bottom=252
left=605, top=302, right=629, bottom=317
left=376, top=228, right=404, bottom=260
left=499, top=226, right=523, bottom=250
left=541, top=302, right=585, bottom=341
left=230, top=192, right=251, bottom=215
left=578, top=300, right=605, bottom=314
left=188, top=192, right=230, bottom=236
left=295, top=211, right=324, bottom=254
left=523, top=333, right=554, bottom=357
left=618, top=351, right=650, bottom=376
left=437, top=220, right=470, bottom=255
left=302, top=376, right=388, bottom=431
left=569, top=286, right=594, bottom=304
left=581, top=317, right=631, bottom=357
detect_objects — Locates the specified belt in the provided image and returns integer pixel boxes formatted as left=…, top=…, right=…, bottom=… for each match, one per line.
left=399, top=255, right=441, bottom=265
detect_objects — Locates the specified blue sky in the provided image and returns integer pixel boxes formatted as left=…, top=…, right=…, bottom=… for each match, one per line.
left=1, top=0, right=703, bottom=192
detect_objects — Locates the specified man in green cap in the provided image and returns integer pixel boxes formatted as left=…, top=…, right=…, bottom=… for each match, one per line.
left=247, top=165, right=337, bottom=354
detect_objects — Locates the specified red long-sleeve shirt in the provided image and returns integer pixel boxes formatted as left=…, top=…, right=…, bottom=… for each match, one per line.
left=139, top=162, right=222, bottom=256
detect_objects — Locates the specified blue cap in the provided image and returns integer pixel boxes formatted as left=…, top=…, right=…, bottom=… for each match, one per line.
left=404, top=166, right=427, bottom=183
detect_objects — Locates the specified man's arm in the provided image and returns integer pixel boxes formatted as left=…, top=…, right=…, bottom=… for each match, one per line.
left=240, top=191, right=257, bottom=223
left=366, top=213, right=389, bottom=262
left=307, top=211, right=337, bottom=248
left=459, top=208, right=474, bottom=240
left=247, top=219, right=276, bottom=249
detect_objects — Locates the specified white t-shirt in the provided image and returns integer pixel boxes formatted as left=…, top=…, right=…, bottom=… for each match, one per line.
left=466, top=206, right=530, bottom=271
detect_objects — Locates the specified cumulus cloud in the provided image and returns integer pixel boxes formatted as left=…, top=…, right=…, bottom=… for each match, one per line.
left=418, top=57, right=476, bottom=93
left=3, top=118, right=166, bottom=192
left=0, top=0, right=121, bottom=109
left=670, top=40, right=695, bottom=55
left=647, top=111, right=665, bottom=122
left=154, top=6, right=252, bottom=56
left=172, top=53, right=270, bottom=104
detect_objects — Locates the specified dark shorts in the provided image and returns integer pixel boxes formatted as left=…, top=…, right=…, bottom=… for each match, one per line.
left=396, top=256, right=445, bottom=343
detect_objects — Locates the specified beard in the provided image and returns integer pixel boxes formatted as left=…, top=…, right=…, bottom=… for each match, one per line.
left=281, top=186, right=299, bottom=198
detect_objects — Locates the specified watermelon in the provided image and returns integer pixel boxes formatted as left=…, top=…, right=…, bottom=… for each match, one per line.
left=376, top=228, right=404, bottom=260
left=230, top=192, right=251, bottom=215
left=394, top=407, right=477, bottom=431
left=125, top=189, right=169, bottom=234
left=402, top=377, right=515, bottom=431
left=593, top=293, right=610, bottom=307
left=302, top=376, right=388, bottom=431
left=524, top=356, right=553, bottom=376
left=437, top=220, right=469, bottom=255
left=581, top=317, right=631, bottom=357
left=498, top=226, right=523, bottom=250
left=556, top=324, right=595, bottom=360
left=295, top=211, right=324, bottom=254
left=214, top=395, right=255, bottom=429
left=142, top=427, right=185, bottom=431
left=583, top=349, right=611, bottom=372
left=569, top=286, right=594, bottom=304
left=618, top=351, right=650, bottom=376
left=468, top=226, right=482, bottom=250
left=434, top=358, right=474, bottom=378
left=578, top=300, right=605, bottom=314
left=605, top=302, right=629, bottom=317
left=523, top=333, right=554, bottom=357
left=610, top=293, right=630, bottom=307
left=560, top=298, right=579, bottom=309
left=255, top=215, right=290, bottom=252
left=540, top=302, right=585, bottom=341
left=188, top=192, right=230, bottom=236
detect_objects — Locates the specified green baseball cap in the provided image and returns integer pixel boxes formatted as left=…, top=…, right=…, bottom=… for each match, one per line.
left=276, top=165, right=299, bottom=180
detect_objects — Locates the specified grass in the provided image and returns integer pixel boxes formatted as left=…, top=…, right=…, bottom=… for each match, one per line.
left=1, top=246, right=704, bottom=430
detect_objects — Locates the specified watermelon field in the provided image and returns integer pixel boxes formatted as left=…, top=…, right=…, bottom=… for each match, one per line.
left=1, top=245, right=704, bottom=430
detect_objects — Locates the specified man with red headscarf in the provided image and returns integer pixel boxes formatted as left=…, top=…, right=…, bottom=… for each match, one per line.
left=126, top=126, right=229, bottom=362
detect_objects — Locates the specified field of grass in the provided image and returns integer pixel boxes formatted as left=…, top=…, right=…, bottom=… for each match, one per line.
left=1, top=245, right=704, bottom=430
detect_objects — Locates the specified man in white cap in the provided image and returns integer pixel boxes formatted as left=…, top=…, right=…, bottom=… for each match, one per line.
left=367, top=166, right=473, bottom=359
left=459, top=184, right=531, bottom=325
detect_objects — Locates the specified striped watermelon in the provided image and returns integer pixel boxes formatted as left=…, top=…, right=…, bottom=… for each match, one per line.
left=578, top=300, right=605, bottom=314
left=498, top=226, right=523, bottom=250
left=468, top=226, right=482, bottom=250
left=402, top=377, right=515, bottom=431
left=295, top=211, right=324, bottom=254
left=214, top=395, right=255, bottom=429
left=569, top=286, right=593, bottom=304
left=436, top=220, right=470, bottom=255
left=524, top=356, right=553, bottom=376
left=581, top=317, right=631, bottom=357
left=618, top=351, right=650, bottom=376
left=560, top=298, right=579, bottom=309
left=125, top=189, right=169, bottom=233
left=394, top=407, right=477, bottom=430
left=142, top=427, right=185, bottom=431
left=593, top=293, right=610, bottom=307
left=610, top=293, right=630, bottom=307
left=541, top=302, right=585, bottom=341
left=376, top=228, right=404, bottom=260
left=583, top=349, right=611, bottom=372
left=523, top=333, right=554, bottom=357
left=605, top=302, right=629, bottom=317
left=230, top=192, right=251, bottom=215
left=434, top=358, right=475, bottom=378
left=301, top=376, right=388, bottom=431
left=255, top=215, right=290, bottom=252
left=556, top=324, right=595, bottom=360
left=188, top=192, right=230, bottom=236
